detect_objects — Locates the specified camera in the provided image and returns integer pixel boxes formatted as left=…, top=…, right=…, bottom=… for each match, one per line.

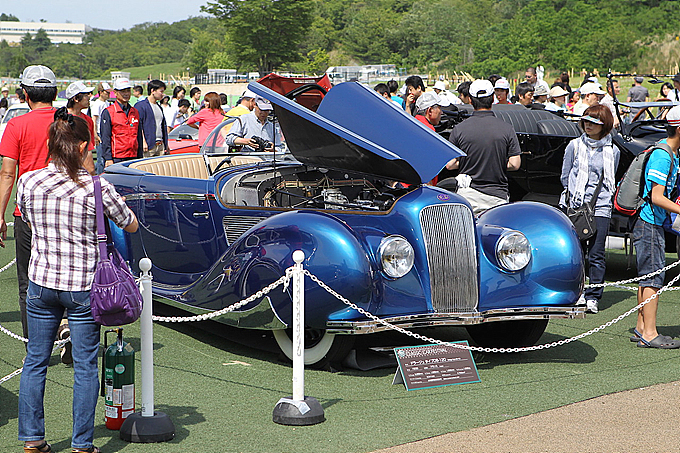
left=250, top=136, right=273, bottom=152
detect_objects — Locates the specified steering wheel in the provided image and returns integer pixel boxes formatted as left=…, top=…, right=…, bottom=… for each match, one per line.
left=211, top=156, right=232, bottom=175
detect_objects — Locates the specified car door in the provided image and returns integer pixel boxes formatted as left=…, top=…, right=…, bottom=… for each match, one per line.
left=137, top=174, right=220, bottom=277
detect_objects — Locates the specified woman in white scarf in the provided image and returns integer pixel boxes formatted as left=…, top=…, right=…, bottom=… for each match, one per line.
left=559, top=105, right=620, bottom=314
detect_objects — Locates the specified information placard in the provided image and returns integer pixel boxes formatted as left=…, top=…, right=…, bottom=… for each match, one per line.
left=392, top=342, right=480, bottom=391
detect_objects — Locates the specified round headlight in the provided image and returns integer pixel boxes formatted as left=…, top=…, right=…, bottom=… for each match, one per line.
left=378, top=235, right=414, bottom=278
left=495, top=231, right=531, bottom=271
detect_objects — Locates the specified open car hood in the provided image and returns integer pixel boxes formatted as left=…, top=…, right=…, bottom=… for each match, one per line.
left=248, top=81, right=464, bottom=184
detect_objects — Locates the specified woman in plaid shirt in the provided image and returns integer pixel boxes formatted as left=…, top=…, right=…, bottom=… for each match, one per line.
left=16, top=108, right=138, bottom=453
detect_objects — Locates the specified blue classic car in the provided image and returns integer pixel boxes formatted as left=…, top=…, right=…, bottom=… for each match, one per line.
left=103, top=81, right=585, bottom=367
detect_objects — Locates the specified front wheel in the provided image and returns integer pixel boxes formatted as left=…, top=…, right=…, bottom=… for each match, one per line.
left=272, top=328, right=355, bottom=369
left=465, top=319, right=549, bottom=349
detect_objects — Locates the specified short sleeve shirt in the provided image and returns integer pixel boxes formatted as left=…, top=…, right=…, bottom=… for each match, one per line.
left=17, top=164, right=134, bottom=291
left=449, top=110, right=521, bottom=199
left=628, top=85, right=649, bottom=102
left=0, top=106, right=56, bottom=216
left=185, top=109, right=225, bottom=145
left=640, top=140, right=679, bottom=225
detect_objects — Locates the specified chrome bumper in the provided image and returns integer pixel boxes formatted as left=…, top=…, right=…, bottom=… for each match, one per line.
left=326, top=306, right=586, bottom=335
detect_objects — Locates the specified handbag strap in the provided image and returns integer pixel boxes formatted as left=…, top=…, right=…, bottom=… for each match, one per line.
left=93, top=176, right=109, bottom=260
left=566, top=172, right=604, bottom=209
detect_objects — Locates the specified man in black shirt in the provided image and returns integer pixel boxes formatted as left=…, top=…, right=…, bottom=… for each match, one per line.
left=447, top=79, right=522, bottom=214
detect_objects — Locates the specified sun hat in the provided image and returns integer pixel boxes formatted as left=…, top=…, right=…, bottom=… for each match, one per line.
left=494, top=78, right=510, bottom=90
left=549, top=86, right=569, bottom=98
left=21, top=65, right=57, bottom=88
left=113, top=78, right=133, bottom=90
left=581, top=115, right=604, bottom=125
left=469, top=79, right=494, bottom=98
left=65, top=81, right=95, bottom=99
left=255, top=96, right=273, bottom=111
left=580, top=82, right=606, bottom=95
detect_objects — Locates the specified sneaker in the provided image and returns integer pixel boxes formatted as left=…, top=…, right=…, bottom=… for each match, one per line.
left=586, top=299, right=599, bottom=314
left=58, top=323, right=73, bottom=365
left=576, top=295, right=586, bottom=306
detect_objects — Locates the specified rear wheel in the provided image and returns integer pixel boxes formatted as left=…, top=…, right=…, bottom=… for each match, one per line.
left=465, top=319, right=549, bottom=349
left=273, top=328, right=355, bottom=368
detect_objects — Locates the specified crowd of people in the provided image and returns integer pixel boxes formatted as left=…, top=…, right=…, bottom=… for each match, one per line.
left=4, top=61, right=680, bottom=451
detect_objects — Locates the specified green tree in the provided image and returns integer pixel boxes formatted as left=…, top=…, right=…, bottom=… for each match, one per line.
left=0, top=13, right=19, bottom=21
left=202, top=0, right=314, bottom=75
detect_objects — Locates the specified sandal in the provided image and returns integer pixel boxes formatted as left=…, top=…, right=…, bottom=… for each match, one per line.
left=637, top=334, right=680, bottom=349
left=71, top=447, right=100, bottom=453
left=630, top=328, right=642, bottom=342
left=24, top=441, right=52, bottom=453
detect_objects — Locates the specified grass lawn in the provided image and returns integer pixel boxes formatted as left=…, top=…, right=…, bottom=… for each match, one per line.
left=2, top=205, right=680, bottom=452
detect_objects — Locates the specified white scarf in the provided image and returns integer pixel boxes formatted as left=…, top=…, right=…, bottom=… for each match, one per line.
left=571, top=134, right=615, bottom=207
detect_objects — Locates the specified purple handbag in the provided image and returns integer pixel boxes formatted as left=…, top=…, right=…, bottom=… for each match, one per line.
left=90, top=176, right=142, bottom=326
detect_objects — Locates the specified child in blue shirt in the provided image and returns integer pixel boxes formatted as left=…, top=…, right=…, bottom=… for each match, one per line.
left=633, top=107, right=680, bottom=348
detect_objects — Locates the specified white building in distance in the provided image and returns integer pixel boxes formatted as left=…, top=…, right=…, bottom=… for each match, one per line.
left=0, top=21, right=90, bottom=45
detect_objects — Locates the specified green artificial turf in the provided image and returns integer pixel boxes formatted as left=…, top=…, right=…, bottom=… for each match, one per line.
left=2, top=226, right=680, bottom=452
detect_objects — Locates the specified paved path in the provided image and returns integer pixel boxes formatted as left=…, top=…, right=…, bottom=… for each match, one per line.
left=374, top=381, right=680, bottom=453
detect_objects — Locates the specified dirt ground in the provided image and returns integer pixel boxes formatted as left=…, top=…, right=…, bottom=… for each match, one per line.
left=374, top=380, right=680, bottom=453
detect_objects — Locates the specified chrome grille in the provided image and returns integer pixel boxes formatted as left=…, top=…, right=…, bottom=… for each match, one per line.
left=419, top=204, right=478, bottom=312
left=223, top=216, right=267, bottom=245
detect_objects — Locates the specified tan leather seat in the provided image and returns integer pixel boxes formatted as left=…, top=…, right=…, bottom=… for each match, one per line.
left=128, top=154, right=262, bottom=179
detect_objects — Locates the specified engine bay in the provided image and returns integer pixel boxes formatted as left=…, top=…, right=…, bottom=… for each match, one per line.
left=219, top=164, right=410, bottom=211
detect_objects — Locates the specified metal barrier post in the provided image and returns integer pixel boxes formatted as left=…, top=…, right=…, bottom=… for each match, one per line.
left=272, top=250, right=325, bottom=425
left=120, top=258, right=176, bottom=442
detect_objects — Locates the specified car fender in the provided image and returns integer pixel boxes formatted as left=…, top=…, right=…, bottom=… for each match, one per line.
left=184, top=210, right=374, bottom=328
left=476, top=201, right=584, bottom=310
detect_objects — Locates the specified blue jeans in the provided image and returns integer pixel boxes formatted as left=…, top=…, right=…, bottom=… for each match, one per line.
left=583, top=216, right=610, bottom=301
left=19, top=282, right=100, bottom=450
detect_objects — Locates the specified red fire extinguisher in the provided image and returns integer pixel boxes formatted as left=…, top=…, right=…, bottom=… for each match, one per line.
left=101, top=328, right=135, bottom=430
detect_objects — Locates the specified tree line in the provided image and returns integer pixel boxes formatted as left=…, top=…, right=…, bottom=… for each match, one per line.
left=1, top=0, right=679, bottom=80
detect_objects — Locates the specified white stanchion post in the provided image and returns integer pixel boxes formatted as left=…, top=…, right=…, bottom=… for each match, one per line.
left=292, top=250, right=305, bottom=402
left=120, top=258, right=175, bottom=443
left=272, top=250, right=325, bottom=425
left=139, top=258, right=155, bottom=417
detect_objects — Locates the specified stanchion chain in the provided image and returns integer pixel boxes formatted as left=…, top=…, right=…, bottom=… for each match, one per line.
left=304, top=268, right=680, bottom=354
left=151, top=272, right=291, bottom=323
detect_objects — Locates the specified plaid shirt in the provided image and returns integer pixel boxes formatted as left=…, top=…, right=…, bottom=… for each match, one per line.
left=17, top=163, right=134, bottom=291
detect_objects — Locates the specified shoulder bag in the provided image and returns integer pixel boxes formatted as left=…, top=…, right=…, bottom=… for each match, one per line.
left=565, top=173, right=604, bottom=241
left=90, top=176, right=142, bottom=326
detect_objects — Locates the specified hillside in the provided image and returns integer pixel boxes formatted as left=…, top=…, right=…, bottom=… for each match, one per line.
left=2, top=0, right=680, bottom=80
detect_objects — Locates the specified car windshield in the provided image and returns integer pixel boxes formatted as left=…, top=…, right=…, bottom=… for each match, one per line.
left=168, top=123, right=198, bottom=140
left=2, top=106, right=29, bottom=124
left=200, top=116, right=289, bottom=155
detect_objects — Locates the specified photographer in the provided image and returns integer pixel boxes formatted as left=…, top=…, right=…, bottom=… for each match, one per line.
left=225, top=96, right=280, bottom=152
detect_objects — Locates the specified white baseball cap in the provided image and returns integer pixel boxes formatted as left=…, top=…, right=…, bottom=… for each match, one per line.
left=113, top=78, right=133, bottom=91
left=433, top=81, right=447, bottom=91
left=580, top=82, right=606, bottom=95
left=533, top=84, right=550, bottom=97
left=255, top=96, right=273, bottom=111
left=65, top=81, right=94, bottom=99
left=242, top=89, right=257, bottom=99
left=667, top=105, right=680, bottom=126
left=469, top=79, right=494, bottom=98
left=415, top=91, right=442, bottom=111
left=21, top=65, right=57, bottom=88
left=494, top=78, right=510, bottom=90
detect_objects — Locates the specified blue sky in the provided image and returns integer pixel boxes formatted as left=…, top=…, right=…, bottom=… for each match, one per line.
left=2, top=1, right=209, bottom=31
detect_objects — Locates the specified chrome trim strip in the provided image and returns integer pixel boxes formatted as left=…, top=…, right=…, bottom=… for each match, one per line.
left=325, top=306, right=586, bottom=335
left=126, top=193, right=213, bottom=201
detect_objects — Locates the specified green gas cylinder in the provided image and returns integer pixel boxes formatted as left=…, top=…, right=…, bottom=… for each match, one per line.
left=101, top=328, right=135, bottom=430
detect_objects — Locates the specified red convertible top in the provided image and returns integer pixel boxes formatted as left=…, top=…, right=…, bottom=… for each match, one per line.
left=256, top=73, right=332, bottom=112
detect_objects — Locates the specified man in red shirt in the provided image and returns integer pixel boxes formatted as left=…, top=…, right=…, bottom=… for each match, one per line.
left=0, top=65, right=94, bottom=359
left=0, top=65, right=58, bottom=344
left=414, top=91, right=445, bottom=131
left=100, top=78, right=143, bottom=167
